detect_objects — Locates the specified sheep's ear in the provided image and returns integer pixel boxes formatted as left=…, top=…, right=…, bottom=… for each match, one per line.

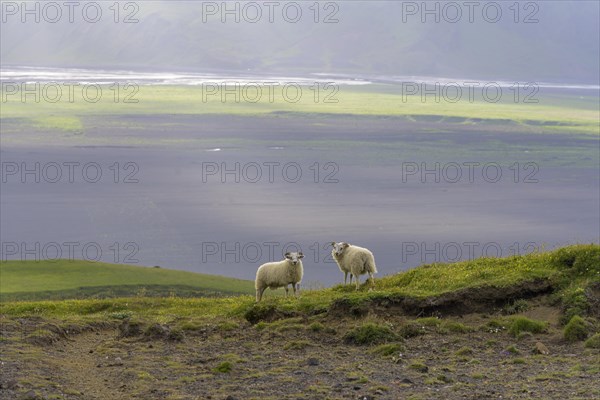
left=342, top=242, right=349, bottom=248
left=330, top=242, right=336, bottom=247
left=298, top=252, right=304, bottom=259
left=285, top=252, right=291, bottom=259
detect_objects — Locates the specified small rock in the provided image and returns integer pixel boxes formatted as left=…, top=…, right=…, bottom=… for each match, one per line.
left=5, top=380, right=22, bottom=390
left=89, top=349, right=94, bottom=354
left=401, top=378, right=413, bottom=384
left=307, top=358, right=319, bottom=366
left=359, top=396, right=375, bottom=400
left=118, top=320, right=143, bottom=338
left=107, top=357, right=123, bottom=367
left=144, top=323, right=170, bottom=339
left=534, top=342, right=550, bottom=355
left=19, top=390, right=40, bottom=400
left=353, top=386, right=361, bottom=390
left=332, top=383, right=343, bottom=392
left=225, top=396, right=238, bottom=400
left=413, top=365, right=428, bottom=373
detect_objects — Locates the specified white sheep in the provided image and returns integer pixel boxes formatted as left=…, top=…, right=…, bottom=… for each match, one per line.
left=255, top=252, right=304, bottom=302
left=331, top=242, right=377, bottom=290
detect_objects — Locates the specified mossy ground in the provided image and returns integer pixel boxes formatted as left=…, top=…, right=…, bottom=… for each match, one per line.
left=1, top=299, right=598, bottom=400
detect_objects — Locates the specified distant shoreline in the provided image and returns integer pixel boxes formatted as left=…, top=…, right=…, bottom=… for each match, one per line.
left=2, top=65, right=599, bottom=90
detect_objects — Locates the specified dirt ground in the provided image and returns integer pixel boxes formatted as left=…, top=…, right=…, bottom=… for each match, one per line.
left=1, top=302, right=598, bottom=400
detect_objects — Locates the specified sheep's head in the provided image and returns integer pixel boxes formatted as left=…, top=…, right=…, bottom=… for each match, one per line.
left=285, top=252, right=304, bottom=265
left=331, top=242, right=350, bottom=256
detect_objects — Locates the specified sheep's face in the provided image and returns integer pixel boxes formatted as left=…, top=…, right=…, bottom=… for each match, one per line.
left=331, top=242, right=350, bottom=256
left=285, top=252, right=304, bottom=265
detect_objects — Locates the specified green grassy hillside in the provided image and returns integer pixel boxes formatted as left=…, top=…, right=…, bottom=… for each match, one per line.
left=0, top=260, right=255, bottom=301
left=243, top=244, right=599, bottom=322
left=1, top=244, right=597, bottom=324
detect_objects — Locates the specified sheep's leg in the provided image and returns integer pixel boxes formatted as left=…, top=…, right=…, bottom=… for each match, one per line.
left=285, top=285, right=289, bottom=297
left=369, top=273, right=375, bottom=288
left=349, top=273, right=354, bottom=285
left=292, top=283, right=297, bottom=297
left=256, top=287, right=266, bottom=302
left=355, top=276, right=360, bottom=291
left=344, top=272, right=348, bottom=285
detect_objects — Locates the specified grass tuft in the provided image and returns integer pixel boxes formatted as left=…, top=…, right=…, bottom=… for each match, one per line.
left=284, top=340, right=312, bottom=350
left=455, top=347, right=473, bottom=356
left=440, top=321, right=471, bottom=334
left=343, top=323, right=398, bottom=345
left=213, top=361, right=233, bottom=373
left=559, top=288, right=590, bottom=325
left=309, top=322, right=325, bottom=332
left=503, top=299, right=530, bottom=315
left=408, top=362, right=428, bottom=373
left=371, top=343, right=404, bottom=357
left=399, top=322, right=426, bottom=338
left=584, top=333, right=600, bottom=349
left=508, top=317, right=547, bottom=337
left=563, top=316, right=589, bottom=342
